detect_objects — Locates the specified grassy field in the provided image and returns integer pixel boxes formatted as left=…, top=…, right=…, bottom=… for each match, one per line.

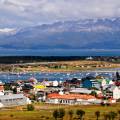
left=0, top=103, right=120, bottom=120
left=17, top=60, right=120, bottom=73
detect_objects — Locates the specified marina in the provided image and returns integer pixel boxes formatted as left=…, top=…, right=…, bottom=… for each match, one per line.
left=0, top=68, right=119, bottom=83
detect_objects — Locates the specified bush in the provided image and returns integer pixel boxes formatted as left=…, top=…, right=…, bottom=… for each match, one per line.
left=68, top=110, right=74, bottom=120
left=46, top=117, right=49, bottom=119
left=27, top=104, right=34, bottom=111
left=100, top=102, right=105, bottom=106
left=53, top=109, right=59, bottom=120
left=41, top=116, right=45, bottom=118
left=59, top=108, right=65, bottom=119
left=76, top=109, right=85, bottom=120
left=10, top=114, right=14, bottom=117
left=53, top=109, right=65, bottom=120
left=95, top=111, right=100, bottom=120
left=109, top=111, right=117, bottom=120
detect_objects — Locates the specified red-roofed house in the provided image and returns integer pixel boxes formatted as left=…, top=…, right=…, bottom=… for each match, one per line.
left=46, top=93, right=100, bottom=105
left=0, top=81, right=4, bottom=92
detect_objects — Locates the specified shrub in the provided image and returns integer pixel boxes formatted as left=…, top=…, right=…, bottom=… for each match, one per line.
left=68, top=110, right=74, bottom=120
left=76, top=109, right=85, bottom=120
left=53, top=109, right=59, bottom=120
left=59, top=108, right=65, bottom=119
left=10, top=114, right=14, bottom=117
left=53, top=109, right=65, bottom=120
left=95, top=111, right=100, bottom=120
left=46, top=117, right=49, bottom=119
left=109, top=111, right=117, bottom=120
left=27, top=104, right=34, bottom=111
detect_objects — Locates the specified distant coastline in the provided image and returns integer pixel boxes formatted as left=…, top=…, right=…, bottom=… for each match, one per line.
left=0, top=49, right=120, bottom=56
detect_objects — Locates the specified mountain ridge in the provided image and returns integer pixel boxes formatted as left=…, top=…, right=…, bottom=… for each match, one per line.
left=0, top=17, right=120, bottom=50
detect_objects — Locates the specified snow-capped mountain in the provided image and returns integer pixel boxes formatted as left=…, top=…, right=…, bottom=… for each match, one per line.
left=0, top=17, right=120, bottom=49
left=0, top=28, right=18, bottom=35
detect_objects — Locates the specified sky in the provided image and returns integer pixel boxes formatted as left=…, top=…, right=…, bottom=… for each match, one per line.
left=0, top=0, right=120, bottom=28
left=0, top=0, right=120, bottom=55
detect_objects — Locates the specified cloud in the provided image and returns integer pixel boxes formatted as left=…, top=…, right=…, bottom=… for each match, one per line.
left=0, top=0, right=120, bottom=27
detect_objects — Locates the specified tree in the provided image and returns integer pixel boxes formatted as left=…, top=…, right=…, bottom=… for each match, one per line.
left=109, top=111, right=117, bottom=120
left=53, top=109, right=65, bottom=120
left=103, top=114, right=108, bottom=120
left=95, top=111, right=100, bottom=120
left=68, top=110, right=74, bottom=120
left=90, top=91, right=97, bottom=97
left=76, top=109, right=85, bottom=120
left=27, top=104, right=34, bottom=111
left=118, top=110, right=120, bottom=120
left=4, top=83, right=11, bottom=90
left=13, top=87, right=17, bottom=94
left=59, top=108, right=65, bottom=120
left=53, top=110, right=59, bottom=120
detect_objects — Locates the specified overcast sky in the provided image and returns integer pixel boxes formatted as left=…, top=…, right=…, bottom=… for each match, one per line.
left=0, top=0, right=120, bottom=28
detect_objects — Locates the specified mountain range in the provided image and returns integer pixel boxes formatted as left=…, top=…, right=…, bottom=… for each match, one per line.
left=1, top=17, right=120, bottom=50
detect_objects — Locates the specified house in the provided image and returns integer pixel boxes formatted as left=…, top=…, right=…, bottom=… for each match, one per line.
left=46, top=93, right=100, bottom=105
left=97, top=78, right=110, bottom=87
left=69, top=88, right=102, bottom=99
left=98, top=78, right=114, bottom=87
left=0, top=81, right=4, bottom=95
left=4, top=90, right=13, bottom=95
left=28, top=77, right=38, bottom=85
left=70, top=88, right=92, bottom=94
left=112, top=87, right=120, bottom=99
left=0, top=81, right=4, bottom=92
left=82, top=78, right=100, bottom=89
left=34, top=84, right=46, bottom=91
left=22, top=83, right=34, bottom=94
left=115, top=72, right=120, bottom=81
left=86, top=57, right=93, bottom=60
left=104, top=85, right=120, bottom=100
left=109, top=80, right=114, bottom=85
left=63, top=78, right=81, bottom=88
left=52, top=81, right=59, bottom=87
left=37, top=91, right=46, bottom=102
left=41, top=80, right=52, bottom=87
left=101, top=79, right=107, bottom=87
left=0, top=94, right=31, bottom=107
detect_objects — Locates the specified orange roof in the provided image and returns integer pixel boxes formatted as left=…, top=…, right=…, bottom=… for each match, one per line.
left=47, top=93, right=96, bottom=100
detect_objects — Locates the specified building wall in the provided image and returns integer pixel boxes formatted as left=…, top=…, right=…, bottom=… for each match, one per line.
left=82, top=80, right=92, bottom=89
left=113, top=87, right=120, bottom=99
left=0, top=85, right=4, bottom=92
left=46, top=98, right=75, bottom=105
left=0, top=95, right=31, bottom=107
left=46, top=98, right=99, bottom=105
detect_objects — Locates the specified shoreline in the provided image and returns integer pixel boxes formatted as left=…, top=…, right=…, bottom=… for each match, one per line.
left=0, top=67, right=120, bottom=74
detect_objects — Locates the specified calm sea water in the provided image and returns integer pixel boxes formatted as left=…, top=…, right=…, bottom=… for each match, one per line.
left=0, top=49, right=119, bottom=82
left=0, top=49, right=120, bottom=56
left=0, top=70, right=117, bottom=83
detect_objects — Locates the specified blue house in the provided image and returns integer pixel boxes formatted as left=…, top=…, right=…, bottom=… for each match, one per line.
left=82, top=79, right=100, bottom=89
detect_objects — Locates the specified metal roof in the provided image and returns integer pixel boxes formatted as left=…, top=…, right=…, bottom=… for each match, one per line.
left=70, top=88, right=92, bottom=94
left=0, top=94, right=25, bottom=100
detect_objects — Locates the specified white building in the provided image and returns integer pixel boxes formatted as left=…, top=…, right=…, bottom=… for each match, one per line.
left=101, top=79, right=107, bottom=87
left=112, top=87, right=120, bottom=99
left=109, top=80, right=114, bottom=85
left=46, top=93, right=100, bottom=105
left=70, top=88, right=92, bottom=94
left=53, top=81, right=59, bottom=87
left=105, top=85, right=120, bottom=100
left=0, top=94, right=31, bottom=108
